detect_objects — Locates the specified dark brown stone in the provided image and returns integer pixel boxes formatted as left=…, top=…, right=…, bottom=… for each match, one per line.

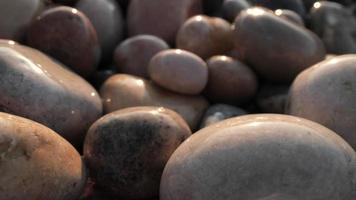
left=222, top=0, right=250, bottom=22
left=204, top=56, right=258, bottom=105
left=176, top=15, right=234, bottom=59
left=233, top=7, right=326, bottom=83
left=274, top=9, right=304, bottom=26
left=27, top=6, right=101, bottom=77
left=309, top=1, right=356, bottom=54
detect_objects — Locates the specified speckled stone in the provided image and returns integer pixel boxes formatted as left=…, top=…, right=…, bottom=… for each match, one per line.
left=0, top=0, right=44, bottom=41
left=0, top=112, right=86, bottom=200
left=287, top=55, right=356, bottom=150
left=27, top=6, right=101, bottom=77
left=233, top=7, right=326, bottom=83
left=114, top=35, right=169, bottom=78
left=127, top=0, right=203, bottom=44
left=76, top=0, right=124, bottom=63
left=161, top=114, right=356, bottom=200
left=148, top=49, right=208, bottom=95
left=199, top=104, right=246, bottom=128
left=0, top=40, right=102, bottom=147
left=100, top=74, right=209, bottom=130
left=84, top=107, right=191, bottom=199
left=176, top=15, right=234, bottom=59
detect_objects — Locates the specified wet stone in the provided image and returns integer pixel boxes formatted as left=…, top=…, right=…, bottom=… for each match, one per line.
left=27, top=6, right=101, bottom=78
left=100, top=74, right=209, bottom=130
left=0, top=40, right=102, bottom=147
left=233, top=7, right=325, bottom=83
left=176, top=15, right=234, bottom=59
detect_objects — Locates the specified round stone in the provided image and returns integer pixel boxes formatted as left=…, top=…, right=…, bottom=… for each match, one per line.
left=309, top=1, right=356, bottom=54
left=27, top=6, right=100, bottom=77
left=199, top=104, right=246, bottom=128
left=148, top=49, right=208, bottom=95
left=176, top=15, right=234, bottom=59
left=84, top=107, right=191, bottom=199
left=100, top=74, right=209, bottom=130
left=0, top=39, right=102, bottom=147
left=114, top=35, right=169, bottom=78
left=204, top=55, right=258, bottom=105
left=222, top=0, right=250, bottom=22
left=249, top=0, right=306, bottom=17
left=233, top=7, right=326, bottom=83
left=76, top=0, right=124, bottom=63
left=161, top=114, right=356, bottom=200
left=127, top=0, right=203, bottom=44
left=0, top=112, right=86, bottom=200
left=0, top=0, right=44, bottom=41
left=274, top=9, right=304, bottom=26
left=287, top=55, right=356, bottom=150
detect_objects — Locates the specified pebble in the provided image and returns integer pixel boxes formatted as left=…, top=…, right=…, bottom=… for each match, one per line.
left=27, top=6, right=101, bottom=77
left=148, top=49, right=208, bottom=95
left=0, top=40, right=102, bottom=147
left=114, top=35, right=169, bottom=78
left=100, top=74, right=209, bottom=130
